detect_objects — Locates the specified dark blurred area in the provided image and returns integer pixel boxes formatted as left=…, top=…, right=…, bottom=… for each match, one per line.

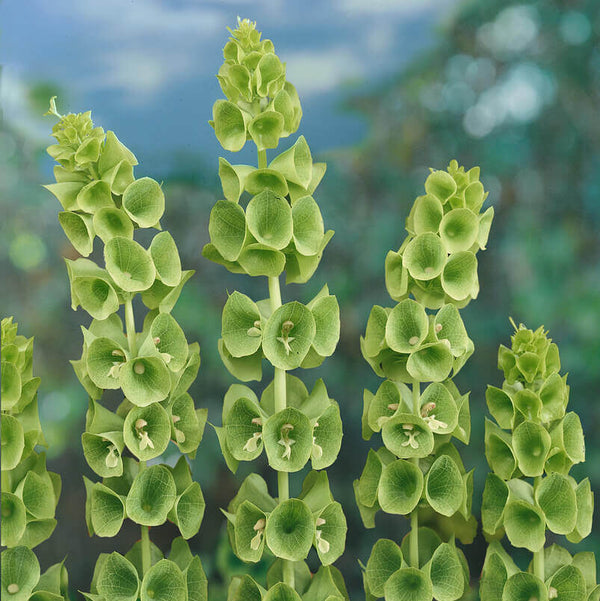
left=1, top=0, right=599, bottom=598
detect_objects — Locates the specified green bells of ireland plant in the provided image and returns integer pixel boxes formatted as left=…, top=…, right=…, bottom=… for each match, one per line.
left=204, top=19, right=347, bottom=601
left=356, top=161, right=494, bottom=601
left=1, top=317, right=70, bottom=600
left=480, top=322, right=598, bottom=601
left=44, top=98, right=208, bottom=600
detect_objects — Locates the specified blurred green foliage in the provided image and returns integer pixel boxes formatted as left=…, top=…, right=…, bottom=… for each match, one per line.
left=1, top=0, right=598, bottom=598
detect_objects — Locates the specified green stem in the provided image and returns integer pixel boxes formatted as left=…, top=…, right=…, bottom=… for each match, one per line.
left=139, top=461, right=152, bottom=574
left=268, top=275, right=294, bottom=590
left=533, top=476, right=545, bottom=582
left=124, top=296, right=137, bottom=357
left=409, top=379, right=420, bottom=569
left=258, top=149, right=267, bottom=169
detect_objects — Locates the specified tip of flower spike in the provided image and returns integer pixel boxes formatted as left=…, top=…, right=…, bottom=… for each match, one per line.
left=228, top=16, right=261, bottom=45
left=44, top=96, right=63, bottom=119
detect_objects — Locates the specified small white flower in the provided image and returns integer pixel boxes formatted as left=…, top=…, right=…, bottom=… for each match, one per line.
left=401, top=425, right=420, bottom=449
left=315, top=518, right=329, bottom=553
left=243, top=432, right=262, bottom=453
left=250, top=517, right=265, bottom=550
left=278, top=423, right=295, bottom=459
left=105, top=444, right=119, bottom=468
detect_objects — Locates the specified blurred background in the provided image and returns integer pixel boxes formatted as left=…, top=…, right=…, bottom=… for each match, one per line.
left=1, top=0, right=599, bottom=598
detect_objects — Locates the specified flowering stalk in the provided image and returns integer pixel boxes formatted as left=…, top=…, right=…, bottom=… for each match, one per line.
left=44, top=99, right=208, bottom=599
left=356, top=162, right=494, bottom=601
left=1, top=317, right=70, bottom=600
left=204, top=18, right=347, bottom=600
left=480, top=322, right=598, bottom=601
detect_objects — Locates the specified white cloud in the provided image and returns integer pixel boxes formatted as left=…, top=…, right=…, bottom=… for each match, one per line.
left=335, top=0, right=451, bottom=16
left=285, top=48, right=364, bottom=97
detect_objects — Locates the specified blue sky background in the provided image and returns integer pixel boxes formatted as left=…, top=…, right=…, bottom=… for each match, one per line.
left=2, top=0, right=456, bottom=174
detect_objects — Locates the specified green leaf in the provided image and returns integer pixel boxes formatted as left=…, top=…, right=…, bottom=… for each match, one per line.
left=149, top=232, right=182, bottom=287
left=1, top=414, right=24, bottom=470
left=93, top=207, right=134, bottom=243
left=292, top=196, right=324, bottom=256
left=246, top=190, right=293, bottom=250
left=269, top=136, right=312, bottom=188
left=222, top=291, right=263, bottom=358
left=248, top=111, right=284, bottom=150
left=378, top=458, right=423, bottom=515
left=503, top=500, right=546, bottom=552
left=1, top=546, right=40, bottom=601
left=502, top=572, right=547, bottom=601
left=1, top=493, right=27, bottom=546
left=439, top=208, right=479, bottom=253
left=218, top=159, right=253, bottom=202
left=314, top=501, right=347, bottom=566
left=77, top=180, right=114, bottom=213
left=119, top=356, right=170, bottom=407
left=89, top=481, right=126, bottom=537
left=384, top=567, right=433, bottom=601
left=385, top=298, right=429, bottom=353
left=481, top=473, right=509, bottom=535
left=407, top=342, right=454, bottom=383
left=126, top=465, right=176, bottom=526
left=265, top=498, right=314, bottom=561
left=425, top=170, right=457, bottom=202
left=512, top=420, right=550, bottom=477
left=58, top=211, right=94, bottom=256
left=441, top=251, right=478, bottom=301
left=425, top=454, right=464, bottom=516
left=123, top=403, right=171, bottom=461
left=233, top=500, right=267, bottom=562
left=403, top=233, right=446, bottom=281
left=366, top=539, right=403, bottom=597
left=262, top=301, right=316, bottom=370
left=212, top=100, right=247, bottom=151
left=263, top=407, right=312, bottom=472
left=96, top=552, right=140, bottom=601
left=105, top=237, right=156, bottom=292
left=382, top=414, right=434, bottom=459
left=428, top=543, right=464, bottom=601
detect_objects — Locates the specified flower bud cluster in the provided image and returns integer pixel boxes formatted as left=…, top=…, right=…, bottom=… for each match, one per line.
left=481, top=323, right=597, bottom=601
left=207, top=20, right=348, bottom=600
left=1, top=317, right=70, bottom=599
left=386, top=160, right=494, bottom=309
left=357, top=162, right=493, bottom=601
left=45, top=103, right=208, bottom=597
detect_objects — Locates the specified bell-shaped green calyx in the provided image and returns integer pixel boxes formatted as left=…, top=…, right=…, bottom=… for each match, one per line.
left=149, top=231, right=182, bottom=287
left=378, top=458, right=423, bottom=515
left=248, top=111, right=284, bottom=150
left=245, top=168, right=289, bottom=197
left=481, top=473, right=509, bottom=535
left=512, top=420, right=550, bottom=477
left=233, top=500, right=268, bottom=562
left=82, top=431, right=124, bottom=478
left=1, top=546, right=41, bottom=601
left=407, top=342, right=454, bottom=383
left=123, top=403, right=171, bottom=461
left=385, top=298, right=429, bottom=353
left=265, top=498, right=314, bottom=561
left=384, top=567, right=433, bottom=601
left=1, top=493, right=27, bottom=547
left=246, top=190, right=293, bottom=250
left=424, top=454, right=464, bottom=517
left=503, top=499, right=546, bottom=552
left=425, top=169, right=457, bottom=203
left=218, top=158, right=253, bottom=202
left=403, top=233, right=446, bottom=281
left=88, top=480, right=126, bottom=537
left=122, top=177, right=165, bottom=228
left=308, top=290, right=340, bottom=358
left=439, top=208, right=479, bottom=253
left=427, top=542, right=465, bottom=601
left=93, top=207, right=135, bottom=243
left=434, top=304, right=469, bottom=358
left=105, top=237, right=156, bottom=292
left=77, top=179, right=113, bottom=213
left=263, top=407, right=312, bottom=472
left=140, top=559, right=186, bottom=601
left=126, top=465, right=176, bottom=526
left=411, top=194, right=444, bottom=235
left=212, top=100, right=247, bottom=152
left=382, top=414, right=434, bottom=459
left=365, top=539, right=404, bottom=597
left=119, top=356, right=171, bottom=407
left=222, top=291, right=263, bottom=358
left=535, top=472, right=577, bottom=535
left=441, top=251, right=478, bottom=301
left=503, top=572, right=547, bottom=601
left=313, top=501, right=347, bottom=565
left=292, top=196, right=324, bottom=256
left=207, top=200, right=246, bottom=262
left=224, top=396, right=264, bottom=461
left=96, top=552, right=140, bottom=601
left=1, top=415, right=25, bottom=471
left=311, top=402, right=343, bottom=470
left=72, top=276, right=120, bottom=321
left=58, top=211, right=94, bottom=256
left=269, top=135, right=312, bottom=188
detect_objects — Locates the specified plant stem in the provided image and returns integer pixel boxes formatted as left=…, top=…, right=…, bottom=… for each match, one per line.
left=138, top=460, right=152, bottom=574
left=124, top=296, right=137, bottom=357
left=533, top=476, right=545, bottom=582
left=409, top=379, right=421, bottom=569
left=258, top=149, right=267, bottom=169
left=268, top=275, right=295, bottom=590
